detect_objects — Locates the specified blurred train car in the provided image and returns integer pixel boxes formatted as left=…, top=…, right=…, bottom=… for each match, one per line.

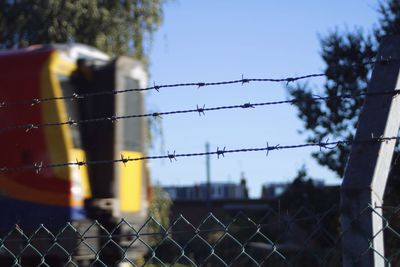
left=0, top=44, right=151, bottom=265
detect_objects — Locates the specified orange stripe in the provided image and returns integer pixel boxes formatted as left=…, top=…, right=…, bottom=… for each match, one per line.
left=0, top=176, right=83, bottom=207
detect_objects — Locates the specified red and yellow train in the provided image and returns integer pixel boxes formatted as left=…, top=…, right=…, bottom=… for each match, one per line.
left=0, top=44, right=151, bottom=264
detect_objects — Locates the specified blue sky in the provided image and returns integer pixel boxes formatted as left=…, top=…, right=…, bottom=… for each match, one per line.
left=147, top=1, right=378, bottom=197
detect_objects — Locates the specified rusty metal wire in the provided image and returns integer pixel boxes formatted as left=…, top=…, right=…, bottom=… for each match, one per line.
left=1, top=89, right=399, bottom=134
left=0, top=136, right=398, bottom=174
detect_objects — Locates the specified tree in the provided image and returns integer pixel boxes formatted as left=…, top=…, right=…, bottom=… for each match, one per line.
left=279, top=166, right=339, bottom=212
left=0, top=0, right=166, bottom=62
left=148, top=184, right=172, bottom=229
left=0, top=0, right=167, bottom=150
left=287, top=3, right=400, bottom=257
left=288, top=0, right=400, bottom=179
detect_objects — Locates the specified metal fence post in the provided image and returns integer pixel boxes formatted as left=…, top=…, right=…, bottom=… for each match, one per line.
left=341, top=35, right=400, bottom=266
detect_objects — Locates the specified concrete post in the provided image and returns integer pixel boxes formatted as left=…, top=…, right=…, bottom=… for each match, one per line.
left=341, top=35, right=400, bottom=266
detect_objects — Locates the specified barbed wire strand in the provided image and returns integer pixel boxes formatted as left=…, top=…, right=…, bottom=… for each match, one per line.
left=1, top=55, right=389, bottom=111
left=0, top=56, right=387, bottom=110
left=0, top=74, right=326, bottom=109
left=1, top=136, right=398, bottom=174
left=1, top=89, right=399, bottom=134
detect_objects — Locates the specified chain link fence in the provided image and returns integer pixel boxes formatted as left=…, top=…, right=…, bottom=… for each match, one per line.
left=0, top=204, right=399, bottom=266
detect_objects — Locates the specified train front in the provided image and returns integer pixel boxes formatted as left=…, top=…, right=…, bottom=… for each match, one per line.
left=0, top=44, right=150, bottom=265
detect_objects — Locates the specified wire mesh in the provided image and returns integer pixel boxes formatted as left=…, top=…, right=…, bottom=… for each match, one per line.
left=0, top=204, right=399, bottom=266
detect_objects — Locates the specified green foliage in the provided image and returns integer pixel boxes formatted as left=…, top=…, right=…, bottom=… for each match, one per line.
left=279, top=166, right=341, bottom=249
left=280, top=166, right=339, bottom=212
left=149, top=184, right=172, bottom=228
left=288, top=0, right=400, bottom=177
left=147, top=115, right=164, bottom=152
left=148, top=184, right=172, bottom=241
left=0, top=0, right=166, bottom=62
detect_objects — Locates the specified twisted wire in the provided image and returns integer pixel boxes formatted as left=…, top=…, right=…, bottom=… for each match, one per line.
left=1, top=89, right=399, bottom=133
left=1, top=136, right=398, bottom=174
left=0, top=74, right=326, bottom=109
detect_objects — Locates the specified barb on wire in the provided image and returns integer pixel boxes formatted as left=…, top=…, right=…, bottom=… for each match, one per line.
left=1, top=89, right=399, bottom=134
left=120, top=154, right=129, bottom=167
left=153, top=82, right=161, bottom=92
left=34, top=162, right=43, bottom=174
left=1, top=136, right=399, bottom=174
left=152, top=112, right=161, bottom=119
left=266, top=142, right=280, bottom=157
left=318, top=138, right=338, bottom=151
left=217, top=147, right=226, bottom=159
left=72, top=92, right=82, bottom=100
left=241, top=102, right=255, bottom=109
left=167, top=151, right=177, bottom=162
left=75, top=159, right=85, bottom=169
left=31, top=98, right=40, bottom=106
left=25, top=124, right=38, bottom=132
left=67, top=117, right=77, bottom=126
left=241, top=74, right=250, bottom=85
left=196, top=104, right=205, bottom=116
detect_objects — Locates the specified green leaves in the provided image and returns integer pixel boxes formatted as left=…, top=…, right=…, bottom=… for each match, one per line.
left=287, top=0, right=400, bottom=177
left=0, top=0, right=166, bottom=63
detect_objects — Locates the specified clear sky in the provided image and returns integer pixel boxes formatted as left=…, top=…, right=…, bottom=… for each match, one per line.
left=146, top=1, right=378, bottom=197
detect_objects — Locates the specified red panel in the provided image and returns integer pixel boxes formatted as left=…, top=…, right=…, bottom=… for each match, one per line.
left=0, top=47, right=71, bottom=200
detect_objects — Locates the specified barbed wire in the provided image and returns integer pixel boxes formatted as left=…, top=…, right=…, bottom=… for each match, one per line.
left=1, top=136, right=398, bottom=174
left=1, top=89, right=399, bottom=133
left=1, top=52, right=394, bottom=114
left=0, top=73, right=326, bottom=109
left=0, top=56, right=386, bottom=110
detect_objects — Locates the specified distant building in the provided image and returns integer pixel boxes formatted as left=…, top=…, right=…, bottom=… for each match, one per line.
left=261, top=179, right=325, bottom=199
left=261, top=183, right=288, bottom=199
left=163, top=179, right=248, bottom=201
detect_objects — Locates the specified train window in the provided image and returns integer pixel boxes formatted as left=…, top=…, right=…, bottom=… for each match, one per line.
left=58, top=74, right=82, bottom=148
left=123, top=77, right=143, bottom=151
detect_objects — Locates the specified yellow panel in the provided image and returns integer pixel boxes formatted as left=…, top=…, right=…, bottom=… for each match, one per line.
left=41, top=51, right=91, bottom=206
left=120, top=151, right=143, bottom=212
left=70, top=149, right=92, bottom=199
left=40, top=52, right=72, bottom=180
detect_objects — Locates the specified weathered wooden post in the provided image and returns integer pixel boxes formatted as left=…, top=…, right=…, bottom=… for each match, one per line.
left=341, top=35, right=400, bottom=266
